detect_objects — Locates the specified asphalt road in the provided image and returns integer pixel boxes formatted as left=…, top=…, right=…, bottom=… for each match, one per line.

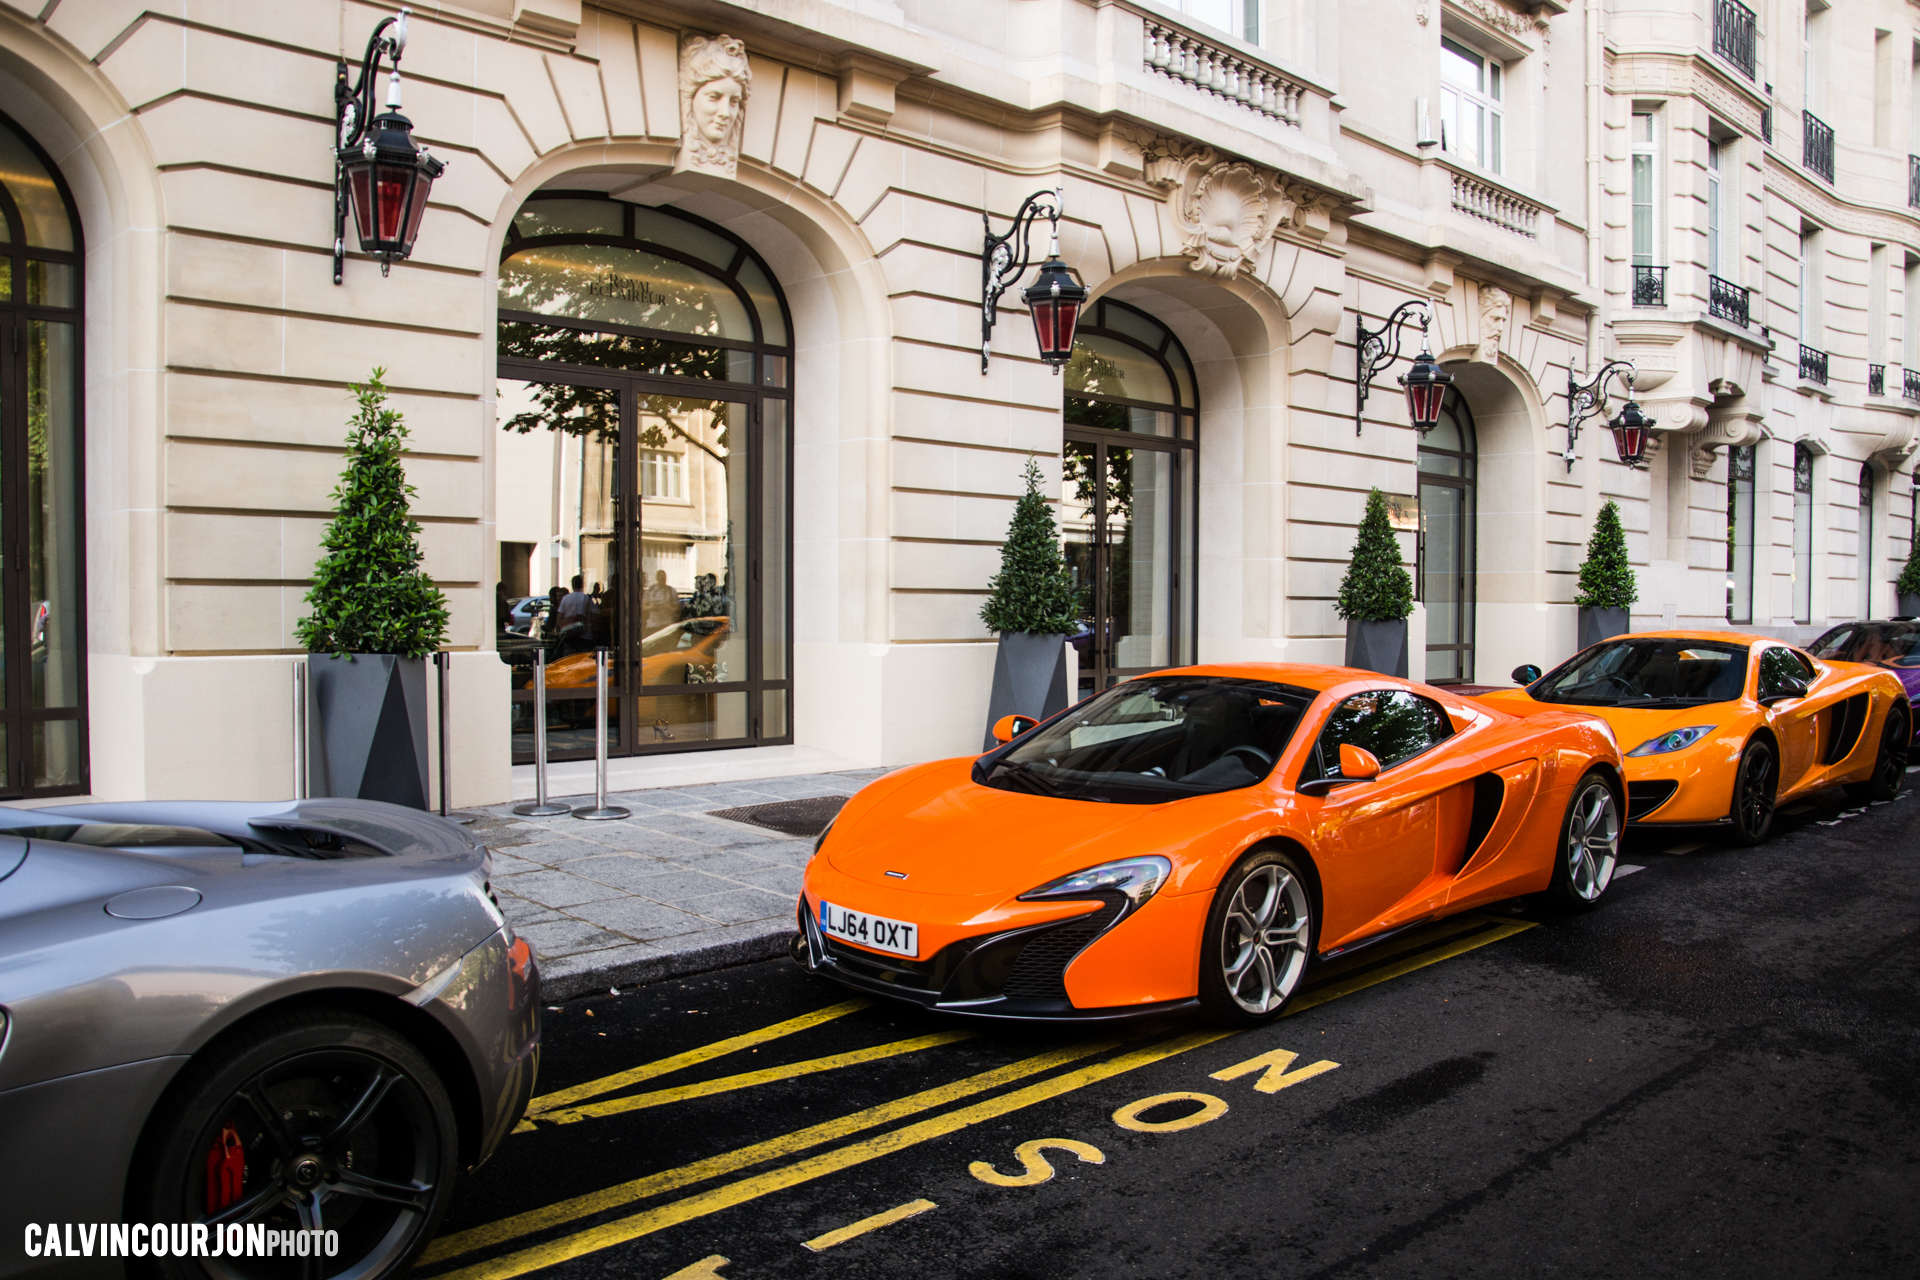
left=419, top=777, right=1920, bottom=1280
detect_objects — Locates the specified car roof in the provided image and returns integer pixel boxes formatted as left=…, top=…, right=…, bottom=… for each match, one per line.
left=1123, top=662, right=1450, bottom=696
left=1585, top=629, right=1776, bottom=649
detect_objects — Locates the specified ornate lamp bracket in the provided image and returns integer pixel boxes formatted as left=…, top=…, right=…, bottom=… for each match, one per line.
left=333, top=8, right=412, bottom=285
left=1566, top=359, right=1638, bottom=473
left=1354, top=300, right=1435, bottom=436
left=981, top=188, right=1064, bottom=373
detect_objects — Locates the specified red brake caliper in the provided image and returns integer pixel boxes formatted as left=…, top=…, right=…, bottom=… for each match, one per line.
left=205, top=1122, right=246, bottom=1213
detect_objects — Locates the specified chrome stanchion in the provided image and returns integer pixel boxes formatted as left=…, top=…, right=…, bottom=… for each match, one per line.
left=513, top=647, right=568, bottom=818
left=573, top=647, right=629, bottom=821
left=291, top=659, right=309, bottom=800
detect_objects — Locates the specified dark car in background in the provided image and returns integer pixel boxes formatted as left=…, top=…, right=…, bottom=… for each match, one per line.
left=0, top=799, right=539, bottom=1280
left=1807, top=619, right=1920, bottom=741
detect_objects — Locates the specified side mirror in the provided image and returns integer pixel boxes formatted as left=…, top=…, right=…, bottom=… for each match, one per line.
left=1337, top=743, right=1383, bottom=781
left=1511, top=664, right=1542, bottom=685
left=1760, top=676, right=1810, bottom=706
left=992, top=713, right=1040, bottom=744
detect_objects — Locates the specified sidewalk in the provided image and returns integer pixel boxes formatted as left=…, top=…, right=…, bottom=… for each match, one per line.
left=465, top=767, right=894, bottom=1000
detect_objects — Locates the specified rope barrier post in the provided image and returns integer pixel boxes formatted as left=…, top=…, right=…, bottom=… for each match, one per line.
left=573, top=647, right=630, bottom=821
left=513, top=646, right=568, bottom=817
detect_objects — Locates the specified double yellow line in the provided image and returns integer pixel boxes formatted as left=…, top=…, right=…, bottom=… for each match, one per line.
left=426, top=911, right=1533, bottom=1279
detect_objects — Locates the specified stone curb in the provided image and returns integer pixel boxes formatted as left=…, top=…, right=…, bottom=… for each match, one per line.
left=534, top=921, right=798, bottom=1002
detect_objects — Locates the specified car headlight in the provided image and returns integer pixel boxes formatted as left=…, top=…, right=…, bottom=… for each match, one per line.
left=811, top=818, right=836, bottom=859
left=1627, top=725, right=1717, bottom=756
left=1019, top=855, right=1172, bottom=906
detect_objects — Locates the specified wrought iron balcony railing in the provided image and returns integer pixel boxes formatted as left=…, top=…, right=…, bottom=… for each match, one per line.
left=1910, top=155, right=1920, bottom=209
left=1631, top=265, right=1666, bottom=307
left=1803, top=111, right=1835, bottom=183
left=1906, top=368, right=1920, bottom=403
left=1869, top=363, right=1885, bottom=396
left=1708, top=275, right=1749, bottom=328
left=1712, top=0, right=1758, bottom=80
left=1799, top=344, right=1829, bottom=385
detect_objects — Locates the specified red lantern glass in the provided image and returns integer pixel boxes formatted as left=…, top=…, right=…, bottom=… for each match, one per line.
left=1022, top=255, right=1090, bottom=367
left=1609, top=400, right=1650, bottom=467
left=341, top=109, right=443, bottom=270
left=1398, top=349, right=1453, bottom=432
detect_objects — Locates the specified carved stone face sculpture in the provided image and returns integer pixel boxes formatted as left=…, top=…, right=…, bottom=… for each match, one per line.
left=677, top=34, right=752, bottom=179
left=1176, top=164, right=1277, bottom=279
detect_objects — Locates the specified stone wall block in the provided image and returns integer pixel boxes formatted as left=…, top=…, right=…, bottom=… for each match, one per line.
left=166, top=372, right=476, bottom=456
left=893, top=540, right=1000, bottom=590
left=473, top=95, right=542, bottom=187
left=636, top=23, right=681, bottom=141
left=44, top=0, right=153, bottom=61
left=479, top=40, right=572, bottom=154
left=166, top=584, right=288, bottom=652
left=596, top=16, right=647, bottom=136
left=96, top=19, right=186, bottom=108
left=140, top=98, right=331, bottom=186
left=837, top=135, right=906, bottom=224
left=545, top=52, right=610, bottom=140
left=161, top=170, right=332, bottom=249
left=803, top=123, right=861, bottom=200
left=891, top=591, right=990, bottom=642
left=280, top=318, right=480, bottom=396
left=165, top=301, right=285, bottom=376
left=1123, top=193, right=1166, bottom=261
left=167, top=235, right=288, bottom=312
left=771, top=69, right=827, bottom=179
left=166, top=513, right=286, bottom=581
left=739, top=57, right=788, bottom=165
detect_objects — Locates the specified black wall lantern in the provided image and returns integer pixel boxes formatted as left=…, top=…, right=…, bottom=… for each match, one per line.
left=333, top=8, right=446, bottom=284
left=1355, top=300, right=1451, bottom=435
left=981, top=188, right=1088, bottom=374
left=1566, top=359, right=1646, bottom=471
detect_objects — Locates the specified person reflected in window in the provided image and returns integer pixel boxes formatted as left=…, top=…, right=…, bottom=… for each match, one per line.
left=642, top=569, right=680, bottom=636
left=555, top=574, right=596, bottom=656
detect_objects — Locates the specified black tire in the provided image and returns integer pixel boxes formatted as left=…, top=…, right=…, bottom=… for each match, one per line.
left=1540, top=769, right=1622, bottom=912
left=1197, top=847, right=1316, bottom=1027
left=128, top=1007, right=458, bottom=1280
left=1721, top=737, right=1778, bottom=846
left=1844, top=702, right=1911, bottom=804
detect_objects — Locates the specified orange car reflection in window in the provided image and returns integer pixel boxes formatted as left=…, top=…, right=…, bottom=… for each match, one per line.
left=524, top=617, right=733, bottom=690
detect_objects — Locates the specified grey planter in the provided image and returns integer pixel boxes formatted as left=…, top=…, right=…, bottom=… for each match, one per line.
left=983, top=632, right=1070, bottom=750
left=1343, top=619, right=1408, bottom=678
left=307, top=653, right=430, bottom=808
left=1577, top=607, right=1630, bottom=650
left=1898, top=593, right=1920, bottom=618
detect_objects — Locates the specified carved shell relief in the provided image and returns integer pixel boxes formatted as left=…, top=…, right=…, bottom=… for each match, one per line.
left=1151, top=138, right=1339, bottom=279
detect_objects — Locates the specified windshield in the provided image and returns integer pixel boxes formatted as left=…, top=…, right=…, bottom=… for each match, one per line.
left=1808, top=622, right=1920, bottom=669
left=978, top=676, right=1315, bottom=804
left=1532, top=638, right=1751, bottom=707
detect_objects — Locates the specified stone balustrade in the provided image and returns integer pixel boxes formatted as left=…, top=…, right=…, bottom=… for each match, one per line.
left=1448, top=169, right=1542, bottom=239
left=1141, top=18, right=1303, bottom=127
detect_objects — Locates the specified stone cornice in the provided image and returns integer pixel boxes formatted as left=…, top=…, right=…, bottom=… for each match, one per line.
left=1763, top=153, right=1920, bottom=256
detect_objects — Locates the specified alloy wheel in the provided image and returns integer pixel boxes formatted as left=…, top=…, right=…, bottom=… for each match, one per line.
left=1563, top=779, right=1620, bottom=902
left=1876, top=709, right=1911, bottom=794
left=189, top=1048, right=441, bottom=1280
left=1219, top=863, right=1312, bottom=1016
left=1736, top=743, right=1777, bottom=839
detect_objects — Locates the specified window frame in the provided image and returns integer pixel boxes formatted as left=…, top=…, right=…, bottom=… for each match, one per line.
left=1440, top=35, right=1506, bottom=175
left=1631, top=109, right=1661, bottom=268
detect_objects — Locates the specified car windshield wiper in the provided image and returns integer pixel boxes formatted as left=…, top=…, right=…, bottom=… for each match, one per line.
left=1608, top=696, right=1717, bottom=708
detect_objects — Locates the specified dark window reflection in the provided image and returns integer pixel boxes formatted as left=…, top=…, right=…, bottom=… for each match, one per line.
left=1304, top=691, right=1453, bottom=781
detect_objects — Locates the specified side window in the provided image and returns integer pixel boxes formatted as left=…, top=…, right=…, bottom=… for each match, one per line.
left=1306, top=690, right=1451, bottom=781
left=1757, top=647, right=1806, bottom=698
left=1788, top=649, right=1816, bottom=680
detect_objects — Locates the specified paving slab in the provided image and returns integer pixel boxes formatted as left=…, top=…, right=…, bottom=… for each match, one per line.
left=464, top=766, right=885, bottom=999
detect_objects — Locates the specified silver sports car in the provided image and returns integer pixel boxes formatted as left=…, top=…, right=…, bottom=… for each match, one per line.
left=0, top=799, right=540, bottom=1279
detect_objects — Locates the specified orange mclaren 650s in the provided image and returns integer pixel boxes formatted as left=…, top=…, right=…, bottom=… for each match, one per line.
left=1478, top=630, right=1911, bottom=846
left=793, top=664, right=1626, bottom=1026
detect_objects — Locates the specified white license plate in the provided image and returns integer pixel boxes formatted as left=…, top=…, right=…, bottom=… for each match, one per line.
left=819, top=901, right=919, bottom=958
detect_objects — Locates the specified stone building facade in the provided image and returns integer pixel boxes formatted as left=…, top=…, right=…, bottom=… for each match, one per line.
left=0, top=0, right=1911, bottom=803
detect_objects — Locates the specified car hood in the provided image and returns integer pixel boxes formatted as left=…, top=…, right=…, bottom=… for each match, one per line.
left=1477, top=690, right=1738, bottom=753
left=824, top=757, right=1261, bottom=900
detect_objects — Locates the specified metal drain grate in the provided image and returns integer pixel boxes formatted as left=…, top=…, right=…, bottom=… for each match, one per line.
left=707, top=795, right=849, bottom=838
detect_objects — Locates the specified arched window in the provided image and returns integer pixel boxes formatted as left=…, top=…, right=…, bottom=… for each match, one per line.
left=1419, top=395, right=1477, bottom=683
left=0, top=112, right=83, bottom=795
left=496, top=194, right=791, bottom=761
left=1061, top=299, right=1198, bottom=696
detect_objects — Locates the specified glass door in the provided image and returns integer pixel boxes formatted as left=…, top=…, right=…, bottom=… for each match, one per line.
left=1063, top=438, right=1183, bottom=698
left=1418, top=397, right=1476, bottom=684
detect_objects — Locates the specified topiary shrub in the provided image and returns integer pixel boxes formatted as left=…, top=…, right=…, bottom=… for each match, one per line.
left=1574, top=499, right=1640, bottom=610
left=296, top=370, right=450, bottom=657
left=1336, top=488, right=1414, bottom=623
left=1898, top=527, right=1920, bottom=598
left=981, top=456, right=1080, bottom=635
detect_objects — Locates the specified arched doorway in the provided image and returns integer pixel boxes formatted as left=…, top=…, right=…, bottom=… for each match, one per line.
left=1419, top=394, right=1476, bottom=683
left=0, top=112, right=84, bottom=795
left=1061, top=299, right=1199, bottom=696
left=496, top=192, right=792, bottom=761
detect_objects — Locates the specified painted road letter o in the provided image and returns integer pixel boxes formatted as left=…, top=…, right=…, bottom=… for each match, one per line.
left=1112, top=1091, right=1229, bottom=1132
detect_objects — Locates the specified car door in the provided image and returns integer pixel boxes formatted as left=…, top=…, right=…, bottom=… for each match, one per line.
left=1296, top=688, right=1454, bottom=949
left=1756, top=645, right=1822, bottom=790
